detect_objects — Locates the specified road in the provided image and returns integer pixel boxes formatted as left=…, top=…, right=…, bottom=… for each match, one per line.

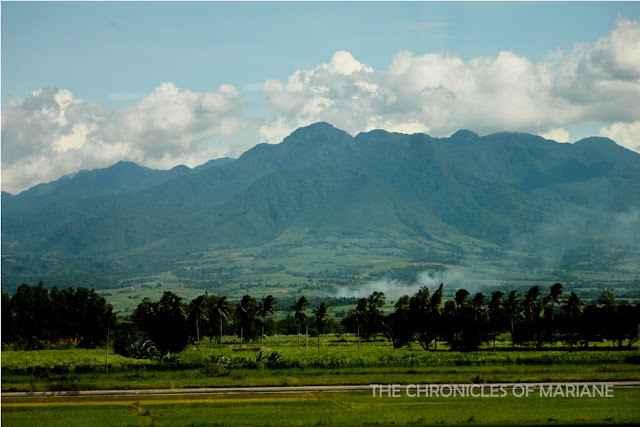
left=3, top=381, right=640, bottom=400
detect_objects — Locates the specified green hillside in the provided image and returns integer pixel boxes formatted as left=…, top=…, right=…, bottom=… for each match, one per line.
left=2, top=122, right=639, bottom=307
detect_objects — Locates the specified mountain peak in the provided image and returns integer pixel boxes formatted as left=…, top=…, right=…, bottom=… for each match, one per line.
left=449, top=129, right=479, bottom=142
left=111, top=160, right=143, bottom=169
left=282, top=122, right=352, bottom=146
left=574, top=136, right=618, bottom=148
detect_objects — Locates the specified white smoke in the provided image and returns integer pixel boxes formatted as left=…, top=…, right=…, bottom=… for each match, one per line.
left=334, top=268, right=475, bottom=299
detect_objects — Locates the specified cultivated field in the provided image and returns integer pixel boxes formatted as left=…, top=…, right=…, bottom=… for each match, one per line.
left=3, top=336, right=639, bottom=425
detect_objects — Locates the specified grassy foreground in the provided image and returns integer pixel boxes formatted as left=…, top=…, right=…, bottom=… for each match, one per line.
left=2, top=337, right=640, bottom=392
left=3, top=364, right=640, bottom=393
left=3, top=388, right=640, bottom=426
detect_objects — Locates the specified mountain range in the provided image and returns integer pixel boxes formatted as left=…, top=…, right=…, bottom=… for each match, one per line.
left=2, top=122, right=640, bottom=299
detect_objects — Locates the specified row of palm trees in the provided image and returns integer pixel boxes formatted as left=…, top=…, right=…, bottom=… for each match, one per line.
left=183, top=293, right=331, bottom=350
left=385, top=283, right=635, bottom=350
left=132, top=282, right=635, bottom=355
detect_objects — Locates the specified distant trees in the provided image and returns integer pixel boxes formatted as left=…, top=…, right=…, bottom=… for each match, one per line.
left=342, top=291, right=386, bottom=341
left=234, top=295, right=260, bottom=342
left=386, top=295, right=412, bottom=348
left=487, top=291, right=506, bottom=350
left=2, top=282, right=112, bottom=348
left=384, top=285, right=639, bottom=352
left=3, top=282, right=639, bottom=354
left=131, top=292, right=188, bottom=354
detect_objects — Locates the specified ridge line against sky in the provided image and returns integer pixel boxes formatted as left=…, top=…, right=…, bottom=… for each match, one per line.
left=1, top=2, right=640, bottom=194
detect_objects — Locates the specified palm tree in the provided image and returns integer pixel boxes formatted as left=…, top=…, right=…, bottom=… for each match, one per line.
left=257, top=295, right=277, bottom=343
left=487, top=291, right=505, bottom=322
left=563, top=292, right=584, bottom=319
left=504, top=291, right=521, bottom=348
left=487, top=291, right=505, bottom=350
left=214, top=296, right=231, bottom=347
left=429, top=284, right=444, bottom=350
left=562, top=292, right=584, bottom=347
left=543, top=283, right=563, bottom=321
left=235, top=295, right=257, bottom=343
left=291, top=296, right=308, bottom=349
left=543, top=283, right=564, bottom=346
left=188, top=295, right=206, bottom=344
left=103, top=303, right=118, bottom=375
left=202, top=293, right=218, bottom=342
left=471, top=292, right=486, bottom=322
left=523, top=286, right=541, bottom=323
left=312, top=301, right=330, bottom=351
left=523, top=286, right=543, bottom=347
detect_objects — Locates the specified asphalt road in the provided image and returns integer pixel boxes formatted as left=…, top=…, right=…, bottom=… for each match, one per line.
left=3, top=381, right=640, bottom=400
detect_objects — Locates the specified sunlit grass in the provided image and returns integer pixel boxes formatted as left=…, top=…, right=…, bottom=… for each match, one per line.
left=3, top=388, right=640, bottom=426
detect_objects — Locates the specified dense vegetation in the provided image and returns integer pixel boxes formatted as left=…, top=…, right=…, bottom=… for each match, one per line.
left=1, top=282, right=115, bottom=348
left=3, top=282, right=638, bottom=357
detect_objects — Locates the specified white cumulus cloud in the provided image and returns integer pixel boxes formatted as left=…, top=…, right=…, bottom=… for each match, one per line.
left=599, top=121, right=640, bottom=152
left=259, top=18, right=640, bottom=150
left=1, top=83, right=252, bottom=194
left=3, top=18, right=640, bottom=194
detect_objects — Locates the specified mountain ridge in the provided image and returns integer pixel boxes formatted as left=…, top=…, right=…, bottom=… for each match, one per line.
left=2, top=122, right=639, bottom=297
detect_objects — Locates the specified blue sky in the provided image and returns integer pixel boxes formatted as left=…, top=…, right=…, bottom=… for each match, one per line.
left=2, top=2, right=640, bottom=193
left=3, top=2, right=638, bottom=107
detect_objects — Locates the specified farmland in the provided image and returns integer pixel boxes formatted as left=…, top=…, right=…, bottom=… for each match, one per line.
left=2, top=337, right=640, bottom=391
left=3, top=336, right=640, bottom=426
left=2, top=386, right=640, bottom=426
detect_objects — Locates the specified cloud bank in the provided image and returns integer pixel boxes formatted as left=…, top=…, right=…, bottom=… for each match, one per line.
left=2, top=83, right=252, bottom=193
left=3, top=18, right=639, bottom=193
left=259, top=18, right=640, bottom=147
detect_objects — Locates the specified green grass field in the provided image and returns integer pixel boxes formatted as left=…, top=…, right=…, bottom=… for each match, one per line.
left=3, top=388, right=640, bottom=426
left=4, top=364, right=640, bottom=393
left=3, top=336, right=640, bottom=426
left=2, top=337, right=639, bottom=392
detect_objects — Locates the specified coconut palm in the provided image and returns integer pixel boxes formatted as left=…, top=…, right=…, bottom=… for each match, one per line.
left=543, top=283, right=564, bottom=321
left=563, top=292, right=584, bottom=319
left=504, top=290, right=521, bottom=348
left=234, top=295, right=258, bottom=342
left=291, top=296, right=308, bottom=349
left=257, top=295, right=277, bottom=343
left=214, top=295, right=231, bottom=346
left=429, top=284, right=444, bottom=350
left=103, top=303, right=118, bottom=375
left=523, top=286, right=542, bottom=323
left=487, top=291, right=505, bottom=350
left=187, top=295, right=206, bottom=344
left=562, top=292, right=584, bottom=347
left=312, top=301, right=330, bottom=351
left=542, top=283, right=564, bottom=346
left=471, top=292, right=486, bottom=322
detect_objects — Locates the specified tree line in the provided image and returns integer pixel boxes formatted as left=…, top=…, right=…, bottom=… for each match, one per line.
left=1, top=282, right=116, bottom=348
left=385, top=283, right=639, bottom=351
left=2, top=282, right=638, bottom=355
